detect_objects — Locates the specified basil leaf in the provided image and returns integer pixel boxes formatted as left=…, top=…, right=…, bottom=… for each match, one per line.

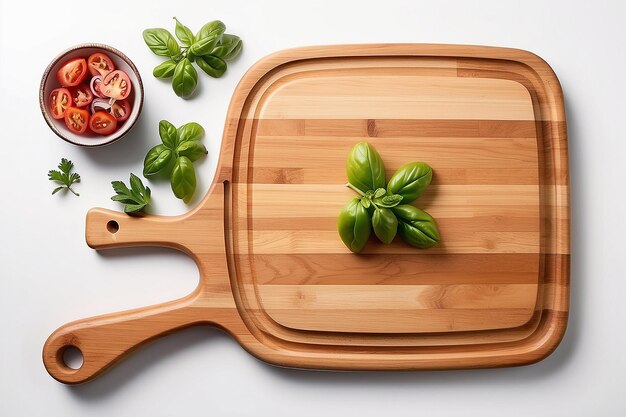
left=360, top=197, right=371, bottom=209
left=392, top=205, right=440, bottom=248
left=142, top=28, right=180, bottom=57
left=373, top=194, right=402, bottom=208
left=222, top=39, right=242, bottom=61
left=153, top=60, right=177, bottom=78
left=211, top=34, right=242, bottom=61
left=172, top=58, right=198, bottom=98
left=195, top=20, right=225, bottom=42
left=177, top=122, right=204, bottom=143
left=170, top=156, right=196, bottom=203
left=173, top=17, right=194, bottom=46
left=159, top=120, right=178, bottom=149
left=387, top=162, right=433, bottom=204
left=190, top=20, right=225, bottom=56
left=346, top=141, right=386, bottom=193
left=337, top=198, right=371, bottom=253
left=195, top=55, right=227, bottom=78
left=143, top=144, right=173, bottom=176
left=374, top=188, right=386, bottom=198
left=372, top=207, right=398, bottom=244
left=176, top=141, right=207, bottom=162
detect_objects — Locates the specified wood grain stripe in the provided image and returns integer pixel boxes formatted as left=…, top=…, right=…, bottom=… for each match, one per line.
left=252, top=136, right=538, bottom=169
left=239, top=253, right=541, bottom=285
left=250, top=167, right=540, bottom=185
left=256, top=119, right=539, bottom=138
left=265, top=308, right=535, bottom=333
left=259, top=75, right=534, bottom=120
left=240, top=184, right=545, bottom=215
left=246, top=230, right=540, bottom=254
left=250, top=216, right=540, bottom=232
left=257, top=284, right=537, bottom=309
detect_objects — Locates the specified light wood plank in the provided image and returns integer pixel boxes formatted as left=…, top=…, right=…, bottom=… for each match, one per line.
left=259, top=75, right=535, bottom=120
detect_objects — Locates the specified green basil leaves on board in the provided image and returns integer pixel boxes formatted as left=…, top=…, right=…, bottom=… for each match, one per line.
left=338, top=198, right=372, bottom=253
left=143, top=18, right=243, bottom=98
left=346, top=142, right=386, bottom=194
left=386, top=161, right=432, bottom=204
left=337, top=141, right=440, bottom=253
left=393, top=205, right=440, bottom=249
left=372, top=207, right=398, bottom=244
left=143, top=120, right=207, bottom=203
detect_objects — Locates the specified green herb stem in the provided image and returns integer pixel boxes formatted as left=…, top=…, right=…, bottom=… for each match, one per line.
left=345, top=182, right=365, bottom=196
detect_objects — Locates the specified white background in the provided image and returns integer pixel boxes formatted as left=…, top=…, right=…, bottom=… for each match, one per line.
left=1, top=0, right=625, bottom=415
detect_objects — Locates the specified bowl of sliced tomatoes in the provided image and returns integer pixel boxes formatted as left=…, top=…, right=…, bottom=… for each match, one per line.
left=39, top=44, right=144, bottom=146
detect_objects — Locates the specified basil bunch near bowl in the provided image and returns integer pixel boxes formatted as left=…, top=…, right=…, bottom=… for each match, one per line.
left=143, top=18, right=243, bottom=98
left=338, top=142, right=440, bottom=253
left=143, top=120, right=207, bottom=203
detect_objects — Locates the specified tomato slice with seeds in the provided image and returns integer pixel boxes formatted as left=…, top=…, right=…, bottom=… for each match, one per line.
left=56, top=58, right=88, bottom=87
left=89, top=111, right=118, bottom=135
left=100, top=70, right=131, bottom=100
left=69, top=84, right=93, bottom=108
left=87, top=52, right=115, bottom=77
left=64, top=107, right=90, bottom=134
left=49, top=88, right=72, bottom=119
left=110, top=99, right=131, bottom=122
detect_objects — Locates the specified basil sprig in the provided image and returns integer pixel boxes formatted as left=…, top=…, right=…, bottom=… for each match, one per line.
left=338, top=142, right=440, bottom=253
left=143, top=120, right=207, bottom=203
left=143, top=18, right=242, bottom=98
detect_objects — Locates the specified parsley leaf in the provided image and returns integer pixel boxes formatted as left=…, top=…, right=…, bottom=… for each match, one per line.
left=48, top=158, right=80, bottom=196
left=111, top=173, right=151, bottom=214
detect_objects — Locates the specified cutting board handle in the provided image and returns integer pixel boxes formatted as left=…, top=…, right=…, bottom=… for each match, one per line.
left=43, top=183, right=231, bottom=383
left=42, top=293, right=202, bottom=384
left=85, top=208, right=196, bottom=253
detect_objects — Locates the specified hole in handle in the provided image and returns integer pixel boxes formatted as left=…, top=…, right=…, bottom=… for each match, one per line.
left=60, top=346, right=84, bottom=370
left=107, top=220, right=119, bottom=234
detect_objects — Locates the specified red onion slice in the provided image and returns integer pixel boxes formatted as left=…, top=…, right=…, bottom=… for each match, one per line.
left=90, top=75, right=104, bottom=98
left=91, top=97, right=112, bottom=114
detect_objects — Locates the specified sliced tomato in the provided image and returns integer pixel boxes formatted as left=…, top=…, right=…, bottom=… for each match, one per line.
left=64, top=107, right=90, bottom=134
left=110, top=99, right=131, bottom=122
left=69, top=84, right=93, bottom=108
left=49, top=88, right=72, bottom=119
left=89, top=111, right=118, bottom=135
left=87, top=52, right=115, bottom=77
left=56, top=58, right=88, bottom=87
left=100, top=70, right=131, bottom=100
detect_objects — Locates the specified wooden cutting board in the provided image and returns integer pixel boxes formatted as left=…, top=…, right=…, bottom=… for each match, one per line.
left=43, top=44, right=570, bottom=384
